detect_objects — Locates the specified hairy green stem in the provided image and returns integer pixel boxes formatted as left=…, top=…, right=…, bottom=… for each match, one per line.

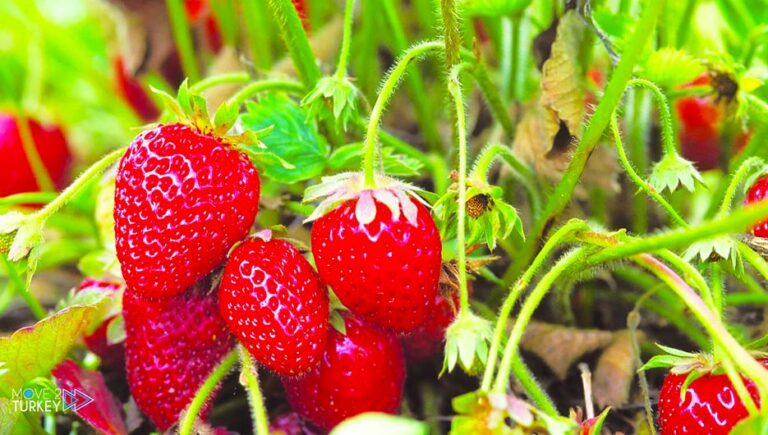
left=627, top=78, right=677, bottom=155
left=503, top=14, right=522, bottom=102
left=179, top=350, right=238, bottom=435
left=229, top=80, right=305, bottom=108
left=2, top=256, right=45, bottom=320
left=191, top=72, right=251, bottom=93
left=718, top=157, right=763, bottom=217
left=611, top=113, right=687, bottom=227
left=504, top=0, right=664, bottom=286
left=471, top=63, right=516, bottom=139
left=586, top=200, right=768, bottom=265
left=362, top=40, right=444, bottom=188
left=492, top=248, right=587, bottom=411
left=268, top=0, right=321, bottom=87
left=380, top=0, right=442, bottom=152
left=165, top=0, right=200, bottom=82
left=481, top=219, right=589, bottom=391
left=627, top=89, right=652, bottom=232
left=335, top=0, right=356, bottom=78
left=240, top=348, right=270, bottom=435
left=718, top=347, right=759, bottom=414
left=738, top=242, right=768, bottom=283
left=0, top=192, right=57, bottom=207
left=448, top=63, right=473, bottom=313
left=711, top=263, right=724, bottom=320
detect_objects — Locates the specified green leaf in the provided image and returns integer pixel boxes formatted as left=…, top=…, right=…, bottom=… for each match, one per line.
left=730, top=414, right=768, bottom=435
left=330, top=413, right=428, bottom=435
left=641, top=48, right=705, bottom=88
left=587, top=407, right=611, bottom=435
left=240, top=95, right=329, bottom=183
left=0, top=305, right=102, bottom=396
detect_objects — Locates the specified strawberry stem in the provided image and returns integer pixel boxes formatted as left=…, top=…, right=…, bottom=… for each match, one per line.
left=242, top=0, right=274, bottom=70
left=610, top=112, right=687, bottom=227
left=228, top=80, right=305, bottom=109
left=469, top=143, right=541, bottom=218
left=503, top=0, right=663, bottom=287
left=481, top=219, right=589, bottom=392
left=178, top=349, right=239, bottom=435
left=334, top=0, right=356, bottom=80
left=267, top=0, right=321, bottom=88
left=362, top=40, right=444, bottom=188
left=190, top=72, right=251, bottom=93
left=627, top=78, right=678, bottom=156
left=448, top=62, right=472, bottom=314
left=239, top=347, right=270, bottom=435
left=2, top=256, right=45, bottom=320
left=165, top=0, right=201, bottom=82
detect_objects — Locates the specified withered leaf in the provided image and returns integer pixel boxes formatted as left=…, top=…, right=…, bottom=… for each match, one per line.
left=593, top=330, right=646, bottom=408
left=520, top=321, right=614, bottom=380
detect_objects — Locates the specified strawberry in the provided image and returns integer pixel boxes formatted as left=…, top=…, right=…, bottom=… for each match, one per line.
left=675, top=75, right=723, bottom=171
left=657, top=359, right=768, bottom=434
left=0, top=113, right=71, bottom=197
left=114, top=123, right=260, bottom=299
left=307, top=174, right=442, bottom=333
left=292, top=0, right=310, bottom=31
left=745, top=175, right=768, bottom=237
left=77, top=279, right=124, bottom=366
left=281, top=315, right=405, bottom=430
left=123, top=285, right=234, bottom=431
left=114, top=58, right=160, bottom=123
left=218, top=232, right=329, bottom=376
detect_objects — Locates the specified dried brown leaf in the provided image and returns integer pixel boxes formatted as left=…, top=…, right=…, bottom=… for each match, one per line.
left=520, top=322, right=614, bottom=380
left=593, top=330, right=646, bottom=408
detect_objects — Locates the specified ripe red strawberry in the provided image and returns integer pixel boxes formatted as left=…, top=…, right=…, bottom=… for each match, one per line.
left=676, top=75, right=723, bottom=171
left=123, top=285, right=234, bottom=431
left=745, top=175, right=768, bottom=237
left=281, top=315, right=405, bottom=430
left=0, top=113, right=71, bottom=197
left=292, top=0, right=310, bottom=31
left=77, top=279, right=124, bottom=366
left=114, top=123, right=260, bottom=299
left=219, top=232, right=329, bottom=376
left=114, top=57, right=160, bottom=123
left=658, top=359, right=768, bottom=434
left=309, top=180, right=442, bottom=333
left=402, top=289, right=458, bottom=363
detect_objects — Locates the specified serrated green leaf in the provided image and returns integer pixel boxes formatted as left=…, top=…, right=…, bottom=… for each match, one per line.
left=641, top=48, right=705, bottom=88
left=240, top=95, right=329, bottom=183
left=0, top=305, right=102, bottom=396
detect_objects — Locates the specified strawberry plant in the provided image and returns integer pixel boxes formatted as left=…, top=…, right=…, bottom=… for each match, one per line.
left=3, top=0, right=768, bottom=434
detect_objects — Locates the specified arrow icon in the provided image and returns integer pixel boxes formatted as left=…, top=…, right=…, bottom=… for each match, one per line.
left=61, top=388, right=94, bottom=412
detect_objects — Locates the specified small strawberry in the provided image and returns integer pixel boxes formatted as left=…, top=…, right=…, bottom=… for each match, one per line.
left=218, top=231, right=329, bottom=376
left=0, top=113, right=71, bottom=197
left=306, top=173, right=442, bottom=333
left=281, top=315, right=405, bottom=430
left=292, top=0, right=310, bottom=31
left=77, top=279, right=124, bottom=366
left=658, top=358, right=768, bottom=434
left=114, top=57, right=160, bottom=123
left=123, top=285, right=234, bottom=431
left=745, top=175, right=768, bottom=237
left=675, top=75, right=723, bottom=171
left=114, top=122, right=260, bottom=299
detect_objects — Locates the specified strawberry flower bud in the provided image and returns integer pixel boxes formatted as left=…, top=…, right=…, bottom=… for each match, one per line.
left=443, top=310, right=492, bottom=375
left=650, top=151, right=703, bottom=193
left=302, top=76, right=360, bottom=131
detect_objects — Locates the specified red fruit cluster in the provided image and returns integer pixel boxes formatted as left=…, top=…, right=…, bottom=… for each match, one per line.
left=114, top=123, right=260, bottom=300
left=658, top=359, right=768, bottom=434
left=282, top=315, right=405, bottom=430
left=311, top=196, right=442, bottom=333
left=123, top=286, right=234, bottom=431
left=745, top=175, right=768, bottom=237
left=0, top=113, right=71, bottom=197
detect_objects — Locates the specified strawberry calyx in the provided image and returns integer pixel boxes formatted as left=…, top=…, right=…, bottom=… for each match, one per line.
left=151, top=80, right=271, bottom=149
left=303, top=172, right=430, bottom=225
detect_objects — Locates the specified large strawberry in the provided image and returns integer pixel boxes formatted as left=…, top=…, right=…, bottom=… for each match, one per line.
left=745, top=175, right=768, bottom=237
left=77, top=279, right=124, bottom=366
left=307, top=173, right=442, bottom=333
left=281, top=314, right=405, bottom=430
left=219, top=231, right=329, bottom=376
left=0, top=113, right=71, bottom=197
left=658, top=358, right=768, bottom=434
left=114, top=122, right=260, bottom=299
left=123, top=285, right=234, bottom=431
